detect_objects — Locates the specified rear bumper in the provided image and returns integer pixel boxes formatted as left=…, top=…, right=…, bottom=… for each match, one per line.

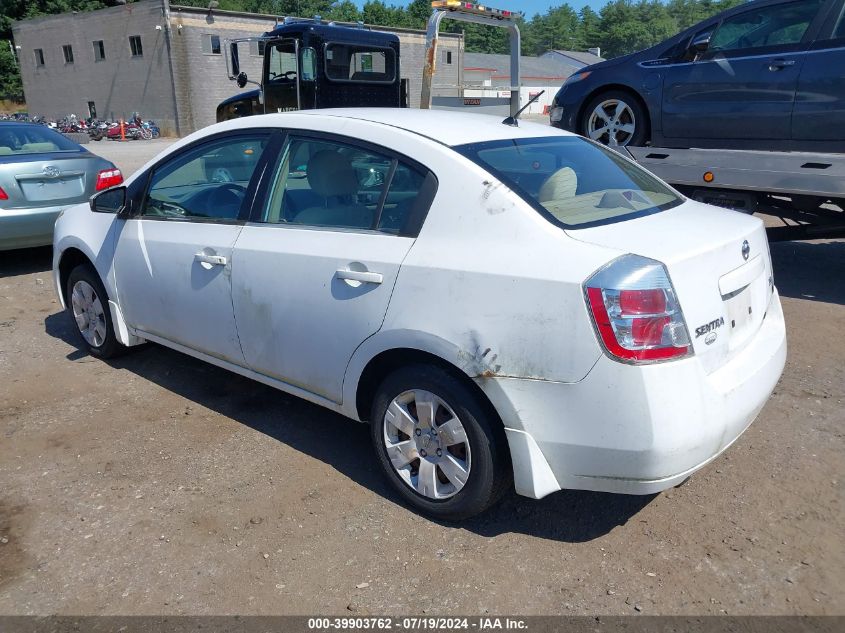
left=0, top=204, right=67, bottom=250
left=481, top=290, right=787, bottom=498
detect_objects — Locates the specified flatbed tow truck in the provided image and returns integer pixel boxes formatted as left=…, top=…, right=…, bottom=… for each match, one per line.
left=217, top=1, right=843, bottom=242
left=624, top=146, right=845, bottom=241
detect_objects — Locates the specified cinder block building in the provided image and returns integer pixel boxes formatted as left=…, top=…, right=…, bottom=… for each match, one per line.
left=12, top=0, right=464, bottom=136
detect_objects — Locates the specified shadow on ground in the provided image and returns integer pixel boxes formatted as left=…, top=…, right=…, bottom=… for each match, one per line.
left=37, top=237, right=844, bottom=541
left=770, top=240, right=845, bottom=306
left=45, top=311, right=653, bottom=542
left=0, top=246, right=52, bottom=278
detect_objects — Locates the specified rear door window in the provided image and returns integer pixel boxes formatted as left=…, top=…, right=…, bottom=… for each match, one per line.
left=456, top=136, right=682, bottom=228
left=259, top=135, right=434, bottom=236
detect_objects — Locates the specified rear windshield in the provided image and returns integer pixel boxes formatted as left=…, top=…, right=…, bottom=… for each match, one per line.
left=0, top=124, right=82, bottom=155
left=324, top=43, right=396, bottom=83
left=455, top=136, right=682, bottom=228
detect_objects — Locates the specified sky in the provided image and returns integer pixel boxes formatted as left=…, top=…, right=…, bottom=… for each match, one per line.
left=351, top=1, right=609, bottom=20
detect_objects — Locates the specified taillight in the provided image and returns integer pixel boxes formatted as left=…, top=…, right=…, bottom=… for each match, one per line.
left=0, top=186, right=8, bottom=200
left=585, top=255, right=692, bottom=363
left=95, top=168, right=123, bottom=191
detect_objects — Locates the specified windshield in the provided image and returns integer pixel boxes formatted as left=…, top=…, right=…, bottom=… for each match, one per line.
left=456, top=136, right=682, bottom=228
left=0, top=124, right=83, bottom=155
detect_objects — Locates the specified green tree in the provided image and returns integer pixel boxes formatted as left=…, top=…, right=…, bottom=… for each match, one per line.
left=326, top=0, right=361, bottom=22
left=524, top=3, right=582, bottom=56
left=579, top=6, right=602, bottom=49
left=361, top=1, right=405, bottom=26
left=0, top=43, right=23, bottom=99
left=403, top=0, right=431, bottom=29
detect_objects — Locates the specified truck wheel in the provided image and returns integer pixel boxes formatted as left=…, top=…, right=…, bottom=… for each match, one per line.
left=581, top=90, right=649, bottom=147
left=370, top=364, right=510, bottom=521
left=66, top=264, right=125, bottom=359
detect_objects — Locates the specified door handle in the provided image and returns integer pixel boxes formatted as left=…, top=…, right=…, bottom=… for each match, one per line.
left=768, top=58, right=796, bottom=71
left=336, top=269, right=383, bottom=284
left=194, top=253, right=227, bottom=266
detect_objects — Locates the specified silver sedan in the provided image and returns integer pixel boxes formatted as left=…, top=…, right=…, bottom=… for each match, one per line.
left=0, top=122, right=121, bottom=251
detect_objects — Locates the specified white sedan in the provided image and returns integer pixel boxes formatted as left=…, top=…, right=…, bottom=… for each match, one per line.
left=53, top=109, right=786, bottom=520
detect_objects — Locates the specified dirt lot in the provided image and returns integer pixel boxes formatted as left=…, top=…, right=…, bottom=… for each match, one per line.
left=0, top=140, right=843, bottom=616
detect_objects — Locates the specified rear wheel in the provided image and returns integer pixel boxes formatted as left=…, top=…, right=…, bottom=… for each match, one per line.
left=370, top=365, right=510, bottom=521
left=66, top=264, right=125, bottom=359
left=581, top=90, right=649, bottom=147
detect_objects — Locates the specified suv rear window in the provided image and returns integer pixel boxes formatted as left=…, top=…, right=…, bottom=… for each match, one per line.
left=456, top=136, right=682, bottom=228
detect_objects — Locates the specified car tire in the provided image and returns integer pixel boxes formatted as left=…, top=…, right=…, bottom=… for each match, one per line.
left=370, top=364, right=511, bottom=521
left=66, top=264, right=125, bottom=359
left=581, top=90, right=649, bottom=147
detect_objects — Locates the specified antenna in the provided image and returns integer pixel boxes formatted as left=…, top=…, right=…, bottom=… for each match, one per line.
left=502, top=90, right=544, bottom=127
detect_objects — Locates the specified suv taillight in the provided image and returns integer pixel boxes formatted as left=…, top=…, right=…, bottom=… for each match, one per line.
left=585, top=255, right=692, bottom=363
left=0, top=186, right=8, bottom=200
left=95, top=168, right=123, bottom=191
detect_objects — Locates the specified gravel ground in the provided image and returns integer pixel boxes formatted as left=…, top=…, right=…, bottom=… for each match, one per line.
left=0, top=141, right=843, bottom=616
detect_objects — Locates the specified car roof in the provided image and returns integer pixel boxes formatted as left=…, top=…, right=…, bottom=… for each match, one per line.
left=217, top=108, right=576, bottom=147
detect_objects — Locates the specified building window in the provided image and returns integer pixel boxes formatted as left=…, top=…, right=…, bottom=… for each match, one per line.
left=62, top=44, right=74, bottom=64
left=202, top=34, right=222, bottom=55
left=443, top=50, right=452, bottom=64
left=129, top=35, right=143, bottom=57
left=34, top=48, right=45, bottom=67
left=93, top=40, right=106, bottom=61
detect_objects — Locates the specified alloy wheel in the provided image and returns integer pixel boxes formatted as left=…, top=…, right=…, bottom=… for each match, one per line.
left=587, top=99, right=637, bottom=147
left=382, top=389, right=472, bottom=500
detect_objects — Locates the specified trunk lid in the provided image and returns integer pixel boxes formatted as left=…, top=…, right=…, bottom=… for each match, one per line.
left=568, top=200, right=773, bottom=373
left=1, top=152, right=102, bottom=208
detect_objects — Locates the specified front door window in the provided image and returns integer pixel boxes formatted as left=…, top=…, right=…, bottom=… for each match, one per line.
left=709, top=0, right=824, bottom=53
left=142, top=135, right=269, bottom=221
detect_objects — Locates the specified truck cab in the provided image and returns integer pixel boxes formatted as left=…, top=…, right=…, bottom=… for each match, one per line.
left=217, top=20, right=404, bottom=123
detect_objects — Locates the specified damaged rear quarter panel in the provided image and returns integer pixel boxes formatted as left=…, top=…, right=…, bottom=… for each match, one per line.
left=352, top=149, right=615, bottom=390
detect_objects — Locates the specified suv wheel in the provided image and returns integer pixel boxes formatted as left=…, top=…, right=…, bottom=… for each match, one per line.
left=370, top=364, right=510, bottom=521
left=581, top=90, right=649, bottom=147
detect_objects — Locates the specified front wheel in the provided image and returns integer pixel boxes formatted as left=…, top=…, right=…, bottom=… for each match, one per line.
left=370, top=365, right=511, bottom=521
left=66, top=264, right=125, bottom=359
left=581, top=90, right=649, bottom=147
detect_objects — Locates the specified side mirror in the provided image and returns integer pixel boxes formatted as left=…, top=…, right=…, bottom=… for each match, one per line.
left=691, top=32, right=712, bottom=55
left=229, top=41, right=240, bottom=77
left=236, top=72, right=248, bottom=88
left=90, top=186, right=126, bottom=214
